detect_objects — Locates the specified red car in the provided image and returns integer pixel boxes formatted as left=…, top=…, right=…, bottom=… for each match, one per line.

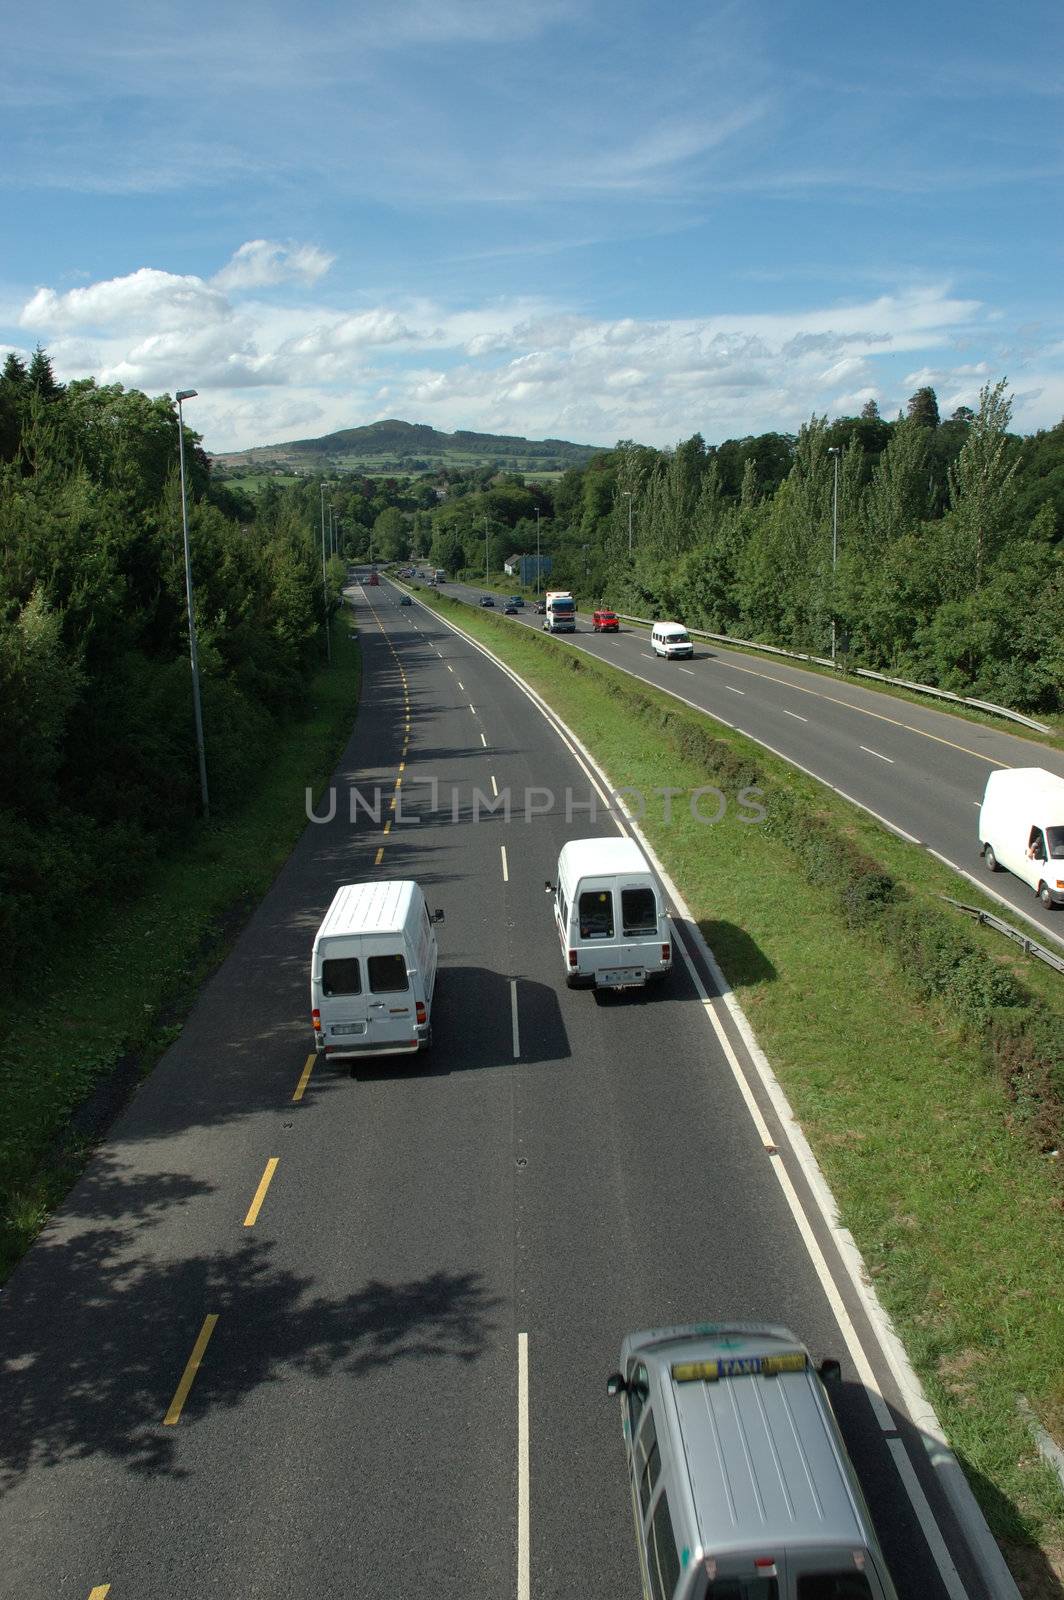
left=592, top=609, right=619, bottom=632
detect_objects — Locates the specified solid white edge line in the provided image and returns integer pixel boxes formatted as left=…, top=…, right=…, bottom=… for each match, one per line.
left=416, top=599, right=1020, bottom=1600
left=518, top=1331, right=530, bottom=1600
left=510, top=978, right=520, bottom=1058
left=501, top=844, right=509, bottom=883
left=886, top=1437, right=967, bottom=1600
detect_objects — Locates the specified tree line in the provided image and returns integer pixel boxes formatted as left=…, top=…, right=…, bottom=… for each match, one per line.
left=0, top=349, right=335, bottom=972
left=344, top=381, right=1059, bottom=714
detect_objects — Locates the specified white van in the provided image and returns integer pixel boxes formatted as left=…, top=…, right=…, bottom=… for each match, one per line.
left=979, top=767, right=1064, bottom=908
left=651, top=621, right=693, bottom=659
left=311, top=881, right=444, bottom=1058
left=546, top=836, right=672, bottom=989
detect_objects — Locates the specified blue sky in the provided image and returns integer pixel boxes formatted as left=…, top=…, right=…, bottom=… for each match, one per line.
left=2, top=0, right=1061, bottom=452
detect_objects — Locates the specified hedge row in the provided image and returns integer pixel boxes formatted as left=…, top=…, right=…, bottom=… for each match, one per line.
left=489, top=613, right=1064, bottom=1168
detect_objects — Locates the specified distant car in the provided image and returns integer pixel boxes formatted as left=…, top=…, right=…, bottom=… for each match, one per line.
left=533, top=600, right=546, bottom=614
left=593, top=609, right=619, bottom=632
left=508, top=595, right=524, bottom=607
left=398, top=595, right=412, bottom=606
left=479, top=596, right=495, bottom=607
left=503, top=603, right=519, bottom=615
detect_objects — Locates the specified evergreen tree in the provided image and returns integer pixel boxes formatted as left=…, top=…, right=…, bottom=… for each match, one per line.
left=860, top=398, right=881, bottom=420
left=907, top=386, right=940, bottom=429
left=27, top=345, right=63, bottom=402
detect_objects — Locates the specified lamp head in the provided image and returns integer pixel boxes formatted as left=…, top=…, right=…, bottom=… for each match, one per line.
left=176, top=389, right=197, bottom=402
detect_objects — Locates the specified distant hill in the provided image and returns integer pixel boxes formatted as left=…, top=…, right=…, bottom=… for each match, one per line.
left=212, top=418, right=605, bottom=474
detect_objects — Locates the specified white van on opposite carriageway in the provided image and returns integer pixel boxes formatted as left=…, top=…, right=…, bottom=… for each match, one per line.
left=979, top=766, right=1064, bottom=908
left=651, top=621, right=693, bottom=658
left=546, top=836, right=672, bottom=990
left=311, top=880, right=444, bottom=1059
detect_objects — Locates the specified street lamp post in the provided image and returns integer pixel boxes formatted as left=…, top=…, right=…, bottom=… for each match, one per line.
left=176, top=389, right=210, bottom=820
left=535, top=505, right=541, bottom=593
left=320, top=482, right=332, bottom=663
left=623, top=491, right=634, bottom=557
left=827, top=447, right=840, bottom=665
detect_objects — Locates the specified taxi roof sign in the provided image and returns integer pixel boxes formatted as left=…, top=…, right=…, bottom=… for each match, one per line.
left=671, top=1350, right=808, bottom=1383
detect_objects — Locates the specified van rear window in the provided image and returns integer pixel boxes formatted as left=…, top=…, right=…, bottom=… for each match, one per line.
left=622, top=887, right=657, bottom=935
left=795, top=1577, right=873, bottom=1599
left=322, top=958, right=361, bottom=996
left=707, top=1581, right=779, bottom=1599
left=579, top=890, right=614, bottom=939
left=368, top=953, right=409, bottom=992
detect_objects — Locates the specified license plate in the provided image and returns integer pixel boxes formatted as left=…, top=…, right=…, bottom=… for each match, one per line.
left=600, top=967, right=645, bottom=987
left=332, top=1021, right=367, bottom=1036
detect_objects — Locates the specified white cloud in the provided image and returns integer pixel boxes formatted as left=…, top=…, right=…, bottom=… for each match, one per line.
left=20, top=268, right=231, bottom=333
left=15, top=259, right=1062, bottom=450
left=213, top=240, right=335, bottom=291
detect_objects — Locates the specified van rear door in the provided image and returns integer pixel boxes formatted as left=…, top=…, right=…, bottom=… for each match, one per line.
left=362, top=940, right=419, bottom=1050
left=318, top=938, right=372, bottom=1048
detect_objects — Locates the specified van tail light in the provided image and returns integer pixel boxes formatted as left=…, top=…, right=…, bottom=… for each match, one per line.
left=754, top=1559, right=778, bottom=1575
left=312, top=1008, right=321, bottom=1032
left=568, top=949, right=578, bottom=968
left=416, top=1001, right=427, bottom=1025
left=661, top=943, right=671, bottom=963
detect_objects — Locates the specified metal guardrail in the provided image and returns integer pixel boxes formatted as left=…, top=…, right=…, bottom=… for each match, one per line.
left=613, top=613, right=1053, bottom=734
left=941, top=896, right=1064, bottom=975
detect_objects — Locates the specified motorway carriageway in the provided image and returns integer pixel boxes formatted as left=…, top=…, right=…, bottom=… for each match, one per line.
left=437, top=574, right=1064, bottom=950
left=0, top=580, right=1009, bottom=1599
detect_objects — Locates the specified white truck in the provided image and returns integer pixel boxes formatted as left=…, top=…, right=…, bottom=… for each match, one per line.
left=979, top=767, right=1064, bottom=908
left=543, top=590, right=576, bottom=633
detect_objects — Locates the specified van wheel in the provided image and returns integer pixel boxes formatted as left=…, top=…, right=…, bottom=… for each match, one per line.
left=1039, top=883, right=1055, bottom=909
left=984, top=844, right=1001, bottom=872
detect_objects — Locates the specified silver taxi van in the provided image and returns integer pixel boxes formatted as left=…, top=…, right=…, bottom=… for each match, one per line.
left=607, top=1322, right=898, bottom=1600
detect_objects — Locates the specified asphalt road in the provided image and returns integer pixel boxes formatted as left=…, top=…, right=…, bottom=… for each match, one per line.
left=0, top=578, right=1011, bottom=1598
left=436, top=574, right=1064, bottom=949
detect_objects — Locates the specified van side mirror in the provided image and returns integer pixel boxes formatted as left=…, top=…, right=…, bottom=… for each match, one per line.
left=818, top=1358, right=842, bottom=1384
left=544, top=880, right=555, bottom=894
left=606, top=1371, right=627, bottom=1398
left=432, top=908, right=445, bottom=924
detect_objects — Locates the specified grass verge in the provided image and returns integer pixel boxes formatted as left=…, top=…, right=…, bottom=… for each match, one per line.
left=0, top=616, right=361, bottom=1282
left=419, top=587, right=1064, bottom=1589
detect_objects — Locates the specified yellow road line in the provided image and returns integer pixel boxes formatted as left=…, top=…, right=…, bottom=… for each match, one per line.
left=88, top=1588, right=111, bottom=1599
left=164, top=1315, right=218, bottom=1425
left=292, top=1054, right=315, bottom=1103
left=384, top=820, right=392, bottom=834
left=243, top=1158, right=279, bottom=1227
left=375, top=846, right=385, bottom=865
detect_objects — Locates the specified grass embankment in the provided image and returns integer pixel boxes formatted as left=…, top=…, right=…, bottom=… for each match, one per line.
left=418, top=587, right=1064, bottom=1586
left=0, top=617, right=361, bottom=1282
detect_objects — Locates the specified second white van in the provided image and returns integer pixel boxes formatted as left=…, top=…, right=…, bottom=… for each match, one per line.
left=651, top=621, right=693, bottom=659
left=546, top=836, right=672, bottom=990
left=311, top=880, right=444, bottom=1058
left=979, top=767, right=1064, bottom=908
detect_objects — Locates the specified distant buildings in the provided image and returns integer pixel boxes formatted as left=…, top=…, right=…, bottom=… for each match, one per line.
left=503, top=553, right=552, bottom=584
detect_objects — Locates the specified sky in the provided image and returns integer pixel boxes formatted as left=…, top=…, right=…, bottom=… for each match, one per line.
left=1, top=0, right=1062, bottom=454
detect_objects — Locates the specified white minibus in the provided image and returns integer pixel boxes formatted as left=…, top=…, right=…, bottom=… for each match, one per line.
left=311, top=881, right=444, bottom=1058
left=979, top=767, right=1064, bottom=908
left=651, top=622, right=693, bottom=659
left=546, top=836, right=671, bottom=990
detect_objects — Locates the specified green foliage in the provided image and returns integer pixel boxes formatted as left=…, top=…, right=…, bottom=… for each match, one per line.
left=0, top=350, right=330, bottom=982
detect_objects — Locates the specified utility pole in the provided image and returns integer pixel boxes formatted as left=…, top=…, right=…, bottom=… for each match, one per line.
left=535, top=505, right=541, bottom=593
left=177, top=389, right=209, bottom=818
left=484, top=516, right=489, bottom=583
left=827, top=447, right=840, bottom=665
left=320, top=482, right=332, bottom=663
